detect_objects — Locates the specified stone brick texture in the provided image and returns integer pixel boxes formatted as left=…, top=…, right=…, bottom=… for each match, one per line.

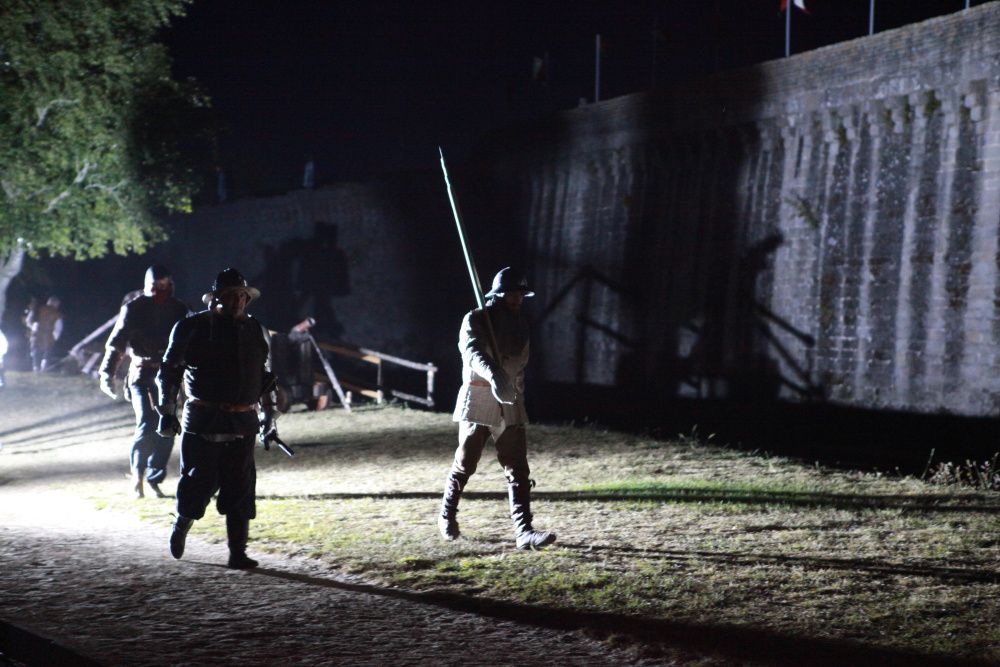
left=470, top=2, right=1000, bottom=417
left=147, top=4, right=1000, bottom=417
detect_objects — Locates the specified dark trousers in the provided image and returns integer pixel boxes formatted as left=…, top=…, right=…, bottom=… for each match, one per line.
left=451, top=422, right=529, bottom=485
left=176, top=433, right=257, bottom=521
left=29, top=341, right=52, bottom=372
left=129, top=369, right=174, bottom=483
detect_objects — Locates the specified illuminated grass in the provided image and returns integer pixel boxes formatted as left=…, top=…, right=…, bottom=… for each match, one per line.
left=3, top=372, right=1000, bottom=663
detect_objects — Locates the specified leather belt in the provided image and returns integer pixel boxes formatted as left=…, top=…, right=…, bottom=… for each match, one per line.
left=187, top=399, right=258, bottom=413
left=469, top=379, right=490, bottom=387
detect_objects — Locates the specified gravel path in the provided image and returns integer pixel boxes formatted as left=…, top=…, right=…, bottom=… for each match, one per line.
left=0, top=479, right=645, bottom=666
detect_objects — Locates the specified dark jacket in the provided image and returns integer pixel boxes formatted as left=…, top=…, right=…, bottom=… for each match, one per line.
left=158, top=310, right=272, bottom=436
left=106, top=294, right=189, bottom=361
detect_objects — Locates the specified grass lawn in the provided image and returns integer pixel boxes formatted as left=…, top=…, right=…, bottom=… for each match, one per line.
left=2, top=372, right=999, bottom=664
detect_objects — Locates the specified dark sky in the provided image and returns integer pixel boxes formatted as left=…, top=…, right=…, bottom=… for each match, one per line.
left=164, top=0, right=976, bottom=199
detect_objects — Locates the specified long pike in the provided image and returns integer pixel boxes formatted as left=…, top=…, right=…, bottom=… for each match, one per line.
left=438, top=147, right=501, bottom=359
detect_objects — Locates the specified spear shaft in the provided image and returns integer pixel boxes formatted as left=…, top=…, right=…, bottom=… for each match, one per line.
left=438, top=147, right=501, bottom=360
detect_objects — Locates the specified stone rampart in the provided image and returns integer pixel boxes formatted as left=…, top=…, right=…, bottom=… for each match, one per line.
left=474, top=2, right=1000, bottom=416
left=45, top=3, right=1000, bottom=418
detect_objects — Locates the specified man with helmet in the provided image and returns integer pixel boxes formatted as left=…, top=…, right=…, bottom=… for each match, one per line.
left=155, top=268, right=279, bottom=569
left=98, top=265, right=189, bottom=498
left=438, top=267, right=556, bottom=550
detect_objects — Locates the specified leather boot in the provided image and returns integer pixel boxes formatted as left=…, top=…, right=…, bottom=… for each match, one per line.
left=226, top=515, right=258, bottom=569
left=437, top=470, right=468, bottom=541
left=169, top=516, right=193, bottom=559
left=509, top=479, right=556, bottom=550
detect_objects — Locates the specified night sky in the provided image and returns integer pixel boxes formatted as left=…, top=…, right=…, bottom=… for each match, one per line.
left=164, top=0, right=977, bottom=199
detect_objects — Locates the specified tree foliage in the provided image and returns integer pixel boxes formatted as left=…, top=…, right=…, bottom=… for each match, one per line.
left=0, top=0, right=209, bottom=261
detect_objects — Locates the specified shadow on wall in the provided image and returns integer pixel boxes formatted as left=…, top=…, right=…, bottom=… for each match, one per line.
left=521, top=92, right=823, bottom=408
left=657, top=232, right=822, bottom=403
left=534, top=235, right=822, bottom=405
left=254, top=221, right=350, bottom=339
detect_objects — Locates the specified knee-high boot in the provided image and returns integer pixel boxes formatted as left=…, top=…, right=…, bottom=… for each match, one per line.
left=508, top=479, right=556, bottom=550
left=226, top=515, right=258, bottom=569
left=438, top=470, right=469, bottom=540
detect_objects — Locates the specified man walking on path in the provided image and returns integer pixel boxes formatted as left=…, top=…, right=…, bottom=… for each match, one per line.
left=438, top=267, right=556, bottom=550
left=156, top=268, right=279, bottom=569
left=98, top=265, right=189, bottom=499
left=25, top=296, right=62, bottom=372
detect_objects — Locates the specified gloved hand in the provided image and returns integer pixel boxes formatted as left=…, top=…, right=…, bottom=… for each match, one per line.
left=260, top=428, right=281, bottom=451
left=98, top=373, right=118, bottom=401
left=259, top=411, right=277, bottom=448
left=490, top=368, right=517, bottom=405
left=157, top=413, right=181, bottom=438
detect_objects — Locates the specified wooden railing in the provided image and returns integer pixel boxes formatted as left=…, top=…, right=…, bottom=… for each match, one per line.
left=316, top=340, right=437, bottom=408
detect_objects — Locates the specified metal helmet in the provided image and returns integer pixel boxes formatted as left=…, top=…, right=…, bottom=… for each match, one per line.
left=201, top=267, right=261, bottom=305
left=484, top=267, right=534, bottom=298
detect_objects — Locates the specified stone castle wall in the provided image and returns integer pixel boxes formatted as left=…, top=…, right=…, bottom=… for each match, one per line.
left=51, top=3, right=1000, bottom=417
left=474, top=2, right=1000, bottom=416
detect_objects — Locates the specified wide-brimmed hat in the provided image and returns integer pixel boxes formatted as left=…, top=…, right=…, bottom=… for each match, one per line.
left=201, top=267, right=260, bottom=305
left=484, top=267, right=534, bottom=298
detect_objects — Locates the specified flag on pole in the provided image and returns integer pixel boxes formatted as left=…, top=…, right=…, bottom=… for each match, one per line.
left=779, top=0, right=808, bottom=12
left=781, top=0, right=808, bottom=57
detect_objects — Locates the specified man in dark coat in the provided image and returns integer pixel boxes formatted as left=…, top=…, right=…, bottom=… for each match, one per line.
left=156, top=268, right=279, bottom=569
left=99, top=265, right=189, bottom=498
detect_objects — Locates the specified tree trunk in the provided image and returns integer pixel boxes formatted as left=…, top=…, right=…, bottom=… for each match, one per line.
left=0, top=242, right=27, bottom=334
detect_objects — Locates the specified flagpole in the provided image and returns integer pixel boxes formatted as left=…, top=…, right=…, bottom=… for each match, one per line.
left=595, top=33, right=601, bottom=103
left=651, top=17, right=657, bottom=88
left=869, top=0, right=875, bottom=35
left=785, top=0, right=791, bottom=57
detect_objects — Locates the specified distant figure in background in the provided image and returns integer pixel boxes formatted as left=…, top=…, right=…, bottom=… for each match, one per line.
left=303, top=155, right=315, bottom=189
left=437, top=267, right=556, bottom=550
left=25, top=296, right=63, bottom=372
left=98, top=266, right=189, bottom=499
left=157, top=268, right=278, bottom=569
left=0, top=327, right=8, bottom=389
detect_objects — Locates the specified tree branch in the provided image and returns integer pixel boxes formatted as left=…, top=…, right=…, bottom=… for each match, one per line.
left=0, top=240, right=27, bottom=329
left=0, top=179, right=19, bottom=202
left=43, top=160, right=93, bottom=213
left=0, top=239, right=26, bottom=282
left=85, top=179, right=128, bottom=208
left=35, top=98, right=79, bottom=128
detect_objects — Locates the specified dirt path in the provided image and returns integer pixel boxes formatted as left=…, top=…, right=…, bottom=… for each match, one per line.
left=0, top=381, right=649, bottom=666
left=0, top=480, right=648, bottom=667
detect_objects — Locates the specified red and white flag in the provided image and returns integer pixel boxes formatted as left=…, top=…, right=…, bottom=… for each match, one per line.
left=779, top=0, right=808, bottom=11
